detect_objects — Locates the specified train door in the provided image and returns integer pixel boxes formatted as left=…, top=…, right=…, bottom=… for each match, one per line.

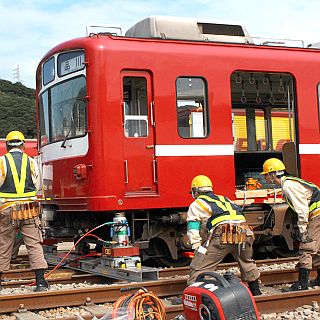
left=121, top=71, right=157, bottom=195
left=230, top=71, right=297, bottom=188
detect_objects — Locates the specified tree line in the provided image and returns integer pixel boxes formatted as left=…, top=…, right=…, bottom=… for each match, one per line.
left=0, top=79, right=36, bottom=138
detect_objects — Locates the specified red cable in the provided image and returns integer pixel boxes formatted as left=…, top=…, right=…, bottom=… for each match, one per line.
left=28, top=222, right=109, bottom=286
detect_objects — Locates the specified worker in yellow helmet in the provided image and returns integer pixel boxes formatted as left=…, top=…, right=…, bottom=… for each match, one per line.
left=187, top=175, right=262, bottom=296
left=0, top=131, right=49, bottom=292
left=261, top=158, right=320, bottom=291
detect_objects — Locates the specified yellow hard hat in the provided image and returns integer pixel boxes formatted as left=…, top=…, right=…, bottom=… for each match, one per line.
left=261, top=158, right=285, bottom=175
left=191, top=175, right=213, bottom=192
left=6, top=130, right=25, bottom=142
left=6, top=131, right=25, bottom=146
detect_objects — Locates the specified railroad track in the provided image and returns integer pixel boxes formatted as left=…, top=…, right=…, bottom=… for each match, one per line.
left=2, top=256, right=298, bottom=284
left=1, top=269, right=107, bottom=288
left=0, top=258, right=320, bottom=320
left=2, top=283, right=320, bottom=319
left=1, top=257, right=320, bottom=319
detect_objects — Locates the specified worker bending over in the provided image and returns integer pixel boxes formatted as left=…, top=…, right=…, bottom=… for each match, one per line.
left=261, top=158, right=320, bottom=291
left=187, top=175, right=262, bottom=296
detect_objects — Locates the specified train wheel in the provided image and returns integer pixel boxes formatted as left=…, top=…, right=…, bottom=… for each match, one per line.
left=272, top=247, right=298, bottom=258
left=150, top=238, right=191, bottom=267
left=271, top=236, right=298, bottom=258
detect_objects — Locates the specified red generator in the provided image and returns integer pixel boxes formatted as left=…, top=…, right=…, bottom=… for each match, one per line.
left=183, top=272, right=260, bottom=320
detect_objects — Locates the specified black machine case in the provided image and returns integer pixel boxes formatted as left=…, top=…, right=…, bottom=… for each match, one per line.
left=183, top=272, right=260, bottom=320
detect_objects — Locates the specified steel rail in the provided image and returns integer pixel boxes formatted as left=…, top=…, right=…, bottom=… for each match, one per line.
left=3, top=256, right=298, bottom=280
left=4, top=289, right=320, bottom=319
left=159, top=256, right=298, bottom=278
left=0, top=278, right=186, bottom=313
left=0, top=269, right=318, bottom=314
left=2, top=273, right=105, bottom=288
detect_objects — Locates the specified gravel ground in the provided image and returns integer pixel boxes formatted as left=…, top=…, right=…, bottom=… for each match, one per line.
left=0, top=259, right=314, bottom=319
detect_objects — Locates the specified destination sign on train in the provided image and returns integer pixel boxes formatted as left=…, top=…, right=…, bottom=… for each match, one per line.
left=59, top=51, right=85, bottom=76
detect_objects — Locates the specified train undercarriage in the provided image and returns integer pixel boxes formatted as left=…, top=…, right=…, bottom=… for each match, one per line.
left=41, top=202, right=298, bottom=267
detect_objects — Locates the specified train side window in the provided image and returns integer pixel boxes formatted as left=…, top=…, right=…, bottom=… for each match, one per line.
left=271, top=108, right=293, bottom=151
left=39, top=90, right=50, bottom=146
left=176, top=77, right=209, bottom=138
left=123, top=77, right=148, bottom=138
left=233, top=108, right=266, bottom=151
left=42, top=57, right=55, bottom=86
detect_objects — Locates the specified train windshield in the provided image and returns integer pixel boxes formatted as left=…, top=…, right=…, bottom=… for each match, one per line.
left=39, top=76, right=87, bottom=146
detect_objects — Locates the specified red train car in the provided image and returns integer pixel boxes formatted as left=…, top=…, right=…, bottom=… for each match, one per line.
left=0, top=139, right=38, bottom=157
left=36, top=16, right=320, bottom=266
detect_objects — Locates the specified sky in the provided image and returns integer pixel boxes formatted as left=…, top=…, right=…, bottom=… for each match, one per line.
left=1, top=0, right=320, bottom=89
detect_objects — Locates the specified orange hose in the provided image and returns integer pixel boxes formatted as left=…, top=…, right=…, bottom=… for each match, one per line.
left=113, top=288, right=167, bottom=319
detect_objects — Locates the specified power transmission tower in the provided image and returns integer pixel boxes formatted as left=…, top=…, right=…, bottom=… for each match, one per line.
left=12, top=65, right=21, bottom=83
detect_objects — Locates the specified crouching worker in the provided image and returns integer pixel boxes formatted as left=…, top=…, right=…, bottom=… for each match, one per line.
left=0, top=131, right=49, bottom=292
left=187, top=175, right=262, bottom=296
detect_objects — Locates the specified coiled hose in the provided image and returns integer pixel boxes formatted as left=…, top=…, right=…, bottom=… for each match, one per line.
left=113, top=287, right=167, bottom=320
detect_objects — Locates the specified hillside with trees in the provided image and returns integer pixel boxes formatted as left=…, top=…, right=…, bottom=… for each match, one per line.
left=0, top=79, right=36, bottom=138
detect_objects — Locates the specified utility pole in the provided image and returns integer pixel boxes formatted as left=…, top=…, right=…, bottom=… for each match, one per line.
left=12, top=65, right=21, bottom=83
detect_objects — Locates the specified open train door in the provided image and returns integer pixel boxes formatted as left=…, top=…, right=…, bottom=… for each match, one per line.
left=231, top=71, right=298, bottom=188
left=121, top=71, right=158, bottom=195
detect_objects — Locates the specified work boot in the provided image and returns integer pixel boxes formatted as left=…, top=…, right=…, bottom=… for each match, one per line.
left=282, top=268, right=309, bottom=292
left=34, top=269, right=49, bottom=292
left=310, top=268, right=320, bottom=287
left=248, top=279, right=262, bottom=296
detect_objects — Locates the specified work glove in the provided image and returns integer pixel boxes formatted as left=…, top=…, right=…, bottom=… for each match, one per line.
left=298, top=231, right=312, bottom=243
left=192, top=242, right=201, bottom=250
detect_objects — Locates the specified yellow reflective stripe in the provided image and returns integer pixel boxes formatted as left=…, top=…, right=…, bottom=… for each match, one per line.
left=0, top=191, right=36, bottom=197
left=200, top=195, right=237, bottom=217
left=297, top=178, right=317, bottom=189
left=309, top=200, right=320, bottom=213
left=210, top=215, right=246, bottom=226
left=20, top=154, right=28, bottom=192
left=199, top=195, right=228, bottom=211
left=217, top=195, right=237, bottom=218
left=285, top=176, right=318, bottom=190
left=0, top=159, right=5, bottom=181
left=0, top=153, right=35, bottom=198
left=284, top=177, right=320, bottom=213
left=195, top=199, right=211, bottom=214
left=6, top=153, right=28, bottom=194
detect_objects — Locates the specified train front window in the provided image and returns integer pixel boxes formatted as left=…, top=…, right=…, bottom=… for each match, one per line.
left=176, top=77, right=209, bottom=138
left=39, top=76, right=87, bottom=146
